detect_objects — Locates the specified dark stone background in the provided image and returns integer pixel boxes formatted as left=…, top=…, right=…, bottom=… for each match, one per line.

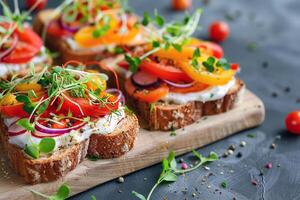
left=7, top=0, right=300, bottom=199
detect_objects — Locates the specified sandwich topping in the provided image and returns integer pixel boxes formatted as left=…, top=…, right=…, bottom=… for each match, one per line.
left=46, top=0, right=145, bottom=51
left=117, top=10, right=239, bottom=104
left=0, top=63, right=125, bottom=159
left=0, top=3, right=49, bottom=76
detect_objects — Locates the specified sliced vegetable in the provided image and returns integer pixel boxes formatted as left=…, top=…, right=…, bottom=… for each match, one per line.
left=125, top=78, right=169, bottom=103
left=172, top=0, right=192, bottom=11
left=0, top=34, right=18, bottom=61
left=15, top=83, right=43, bottom=92
left=132, top=71, right=159, bottom=88
left=169, top=82, right=208, bottom=93
left=47, top=20, right=74, bottom=38
left=139, top=60, right=192, bottom=82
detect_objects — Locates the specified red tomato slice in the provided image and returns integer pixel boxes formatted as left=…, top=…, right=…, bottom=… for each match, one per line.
left=2, top=41, right=40, bottom=63
left=15, top=27, right=43, bottom=49
left=0, top=104, right=29, bottom=118
left=125, top=78, right=169, bottom=103
left=196, top=41, right=224, bottom=59
left=140, top=60, right=192, bottom=83
left=47, top=20, right=73, bottom=38
left=58, top=94, right=119, bottom=117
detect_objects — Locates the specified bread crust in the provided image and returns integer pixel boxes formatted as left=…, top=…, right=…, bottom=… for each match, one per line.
left=0, top=112, right=139, bottom=183
left=129, top=79, right=245, bottom=130
left=88, top=114, right=139, bottom=159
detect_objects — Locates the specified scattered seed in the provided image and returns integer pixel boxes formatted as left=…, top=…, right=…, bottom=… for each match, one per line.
left=179, top=158, right=185, bottom=163
left=192, top=193, right=196, bottom=197
left=247, top=134, right=255, bottom=138
left=118, top=189, right=123, bottom=193
left=228, top=150, right=234, bottom=155
left=144, top=177, right=147, bottom=181
left=275, top=135, right=281, bottom=140
left=117, top=177, right=124, bottom=183
left=220, top=181, right=227, bottom=188
left=240, top=141, right=246, bottom=147
left=228, top=144, right=236, bottom=151
left=204, top=166, right=210, bottom=171
left=284, top=87, right=291, bottom=93
left=270, top=143, right=276, bottom=149
left=259, top=172, right=264, bottom=176
left=265, top=163, right=272, bottom=169
left=251, top=180, right=258, bottom=186
left=297, top=98, right=300, bottom=104
left=220, top=171, right=224, bottom=175
left=190, top=164, right=194, bottom=168
left=229, top=170, right=234, bottom=173
left=207, top=185, right=211, bottom=189
left=262, top=61, right=269, bottom=68
left=247, top=42, right=257, bottom=52
left=271, top=92, right=278, bottom=98
left=236, top=152, right=243, bottom=158
left=181, top=163, right=188, bottom=170
left=222, top=152, right=229, bottom=158
left=277, top=164, right=281, bottom=167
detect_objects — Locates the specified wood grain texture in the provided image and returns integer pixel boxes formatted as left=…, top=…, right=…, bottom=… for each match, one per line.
left=0, top=90, right=264, bottom=200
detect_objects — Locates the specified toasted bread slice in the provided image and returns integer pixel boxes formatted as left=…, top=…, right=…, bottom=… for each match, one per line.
left=127, top=79, right=245, bottom=131
left=0, top=120, right=89, bottom=184
left=33, top=10, right=143, bottom=64
left=88, top=113, right=139, bottom=159
left=0, top=112, right=138, bottom=184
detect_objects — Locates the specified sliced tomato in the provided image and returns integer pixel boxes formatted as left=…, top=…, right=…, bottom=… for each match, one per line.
left=59, top=93, right=119, bottom=117
left=169, top=82, right=208, bottom=93
left=125, top=78, right=169, bottom=103
left=15, top=27, right=43, bottom=49
left=47, top=20, right=73, bottom=38
left=140, top=60, right=192, bottom=82
left=188, top=38, right=224, bottom=59
left=0, top=104, right=29, bottom=118
left=2, top=41, right=40, bottom=63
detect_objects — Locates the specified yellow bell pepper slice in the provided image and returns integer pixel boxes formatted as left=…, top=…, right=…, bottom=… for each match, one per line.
left=15, top=83, right=43, bottom=92
left=177, top=57, right=235, bottom=86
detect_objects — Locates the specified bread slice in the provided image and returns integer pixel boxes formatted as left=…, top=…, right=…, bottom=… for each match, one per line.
left=88, top=113, right=139, bottom=159
left=127, top=79, right=245, bottom=131
left=0, top=112, right=138, bottom=184
left=33, top=9, right=143, bottom=64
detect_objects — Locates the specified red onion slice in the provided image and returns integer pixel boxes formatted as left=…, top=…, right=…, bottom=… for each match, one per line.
left=105, top=88, right=125, bottom=105
left=163, top=79, right=195, bottom=88
left=31, top=131, right=63, bottom=138
left=35, top=120, right=86, bottom=135
left=7, top=118, right=27, bottom=137
left=0, top=34, right=18, bottom=61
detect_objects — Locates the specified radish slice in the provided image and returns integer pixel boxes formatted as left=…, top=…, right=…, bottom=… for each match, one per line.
left=0, top=34, right=18, bottom=61
left=35, top=120, right=86, bottom=135
left=132, top=71, right=159, bottom=88
left=8, top=119, right=27, bottom=137
left=106, top=88, right=125, bottom=105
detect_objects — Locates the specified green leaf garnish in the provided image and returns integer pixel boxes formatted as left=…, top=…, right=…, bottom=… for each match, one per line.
left=125, top=54, right=141, bottom=73
left=16, top=118, right=34, bottom=132
left=31, top=183, right=70, bottom=200
left=142, top=12, right=151, bottom=26
left=154, top=14, right=164, bottom=27
left=202, top=56, right=216, bottom=72
left=39, top=138, right=56, bottom=153
left=24, top=144, right=39, bottom=159
left=132, top=150, right=218, bottom=200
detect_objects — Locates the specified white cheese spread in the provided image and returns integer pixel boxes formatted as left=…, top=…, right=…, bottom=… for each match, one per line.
left=162, top=79, right=236, bottom=104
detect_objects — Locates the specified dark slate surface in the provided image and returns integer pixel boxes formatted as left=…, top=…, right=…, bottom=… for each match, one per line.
left=9, top=0, right=300, bottom=199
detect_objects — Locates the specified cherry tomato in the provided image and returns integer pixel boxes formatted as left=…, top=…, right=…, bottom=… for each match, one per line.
left=26, top=0, right=48, bottom=10
left=58, top=93, right=119, bottom=117
left=171, top=0, right=192, bottom=11
left=209, top=21, right=230, bottom=43
left=125, top=78, right=169, bottom=103
left=285, top=111, right=300, bottom=135
left=231, top=63, right=239, bottom=71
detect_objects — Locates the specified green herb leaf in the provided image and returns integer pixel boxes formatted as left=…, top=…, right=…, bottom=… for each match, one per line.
left=114, top=46, right=124, bottom=54
left=202, top=57, right=216, bottom=72
left=152, top=41, right=160, bottom=48
left=125, top=55, right=141, bottom=73
left=216, top=58, right=230, bottom=70
left=167, top=151, right=177, bottom=170
left=221, top=181, right=227, bottom=188
left=162, top=171, right=177, bottom=182
left=132, top=191, right=146, bottom=200
left=55, top=184, right=70, bottom=200
left=142, top=12, right=151, bottom=26
left=91, top=195, right=97, bottom=200
left=24, top=144, right=39, bottom=159
left=172, top=43, right=182, bottom=52
left=39, top=138, right=56, bottom=153
left=154, top=14, right=164, bottom=27
left=16, top=118, right=34, bottom=131
left=87, top=155, right=100, bottom=161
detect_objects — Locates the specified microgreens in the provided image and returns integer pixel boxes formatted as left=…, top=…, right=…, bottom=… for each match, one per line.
left=25, top=138, right=56, bottom=159
left=132, top=150, right=218, bottom=200
left=126, top=9, right=203, bottom=72
left=31, top=183, right=70, bottom=200
left=202, top=56, right=216, bottom=72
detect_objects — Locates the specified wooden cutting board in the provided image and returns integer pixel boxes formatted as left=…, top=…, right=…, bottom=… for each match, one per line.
left=0, top=89, right=264, bottom=200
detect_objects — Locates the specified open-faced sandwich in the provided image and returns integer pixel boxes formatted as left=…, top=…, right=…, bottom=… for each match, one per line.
left=112, top=10, right=245, bottom=130
left=0, top=63, right=138, bottom=184
left=33, top=0, right=146, bottom=63
left=0, top=2, right=52, bottom=78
